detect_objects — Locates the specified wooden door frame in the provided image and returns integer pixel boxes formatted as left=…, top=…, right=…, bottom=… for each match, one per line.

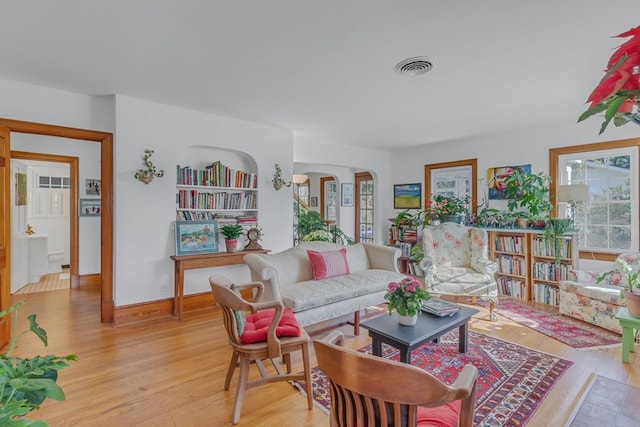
left=0, top=118, right=114, bottom=323
left=354, top=172, right=373, bottom=243
left=11, top=152, right=80, bottom=288
left=320, top=176, right=335, bottom=220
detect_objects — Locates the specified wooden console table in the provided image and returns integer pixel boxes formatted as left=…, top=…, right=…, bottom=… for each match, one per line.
left=170, top=250, right=269, bottom=319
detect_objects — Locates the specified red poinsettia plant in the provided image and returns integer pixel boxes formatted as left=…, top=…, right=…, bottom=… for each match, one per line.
left=578, top=25, right=640, bottom=133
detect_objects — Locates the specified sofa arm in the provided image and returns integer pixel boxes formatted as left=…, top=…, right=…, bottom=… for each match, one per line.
left=362, top=243, right=401, bottom=272
left=243, top=254, right=282, bottom=300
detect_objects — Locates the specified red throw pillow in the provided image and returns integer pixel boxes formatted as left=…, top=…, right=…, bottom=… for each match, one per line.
left=307, top=249, right=350, bottom=280
left=240, top=308, right=301, bottom=344
left=416, top=401, right=461, bottom=427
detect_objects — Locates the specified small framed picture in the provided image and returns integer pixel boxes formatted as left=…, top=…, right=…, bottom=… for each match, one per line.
left=79, top=198, right=101, bottom=216
left=310, top=196, right=318, bottom=207
left=174, top=220, right=219, bottom=256
left=86, top=179, right=101, bottom=196
left=394, top=183, right=422, bottom=209
left=341, top=183, right=354, bottom=207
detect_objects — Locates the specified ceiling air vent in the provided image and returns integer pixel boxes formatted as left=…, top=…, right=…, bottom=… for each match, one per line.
left=394, top=56, right=434, bottom=77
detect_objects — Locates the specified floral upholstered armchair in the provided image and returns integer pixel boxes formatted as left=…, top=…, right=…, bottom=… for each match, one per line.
left=421, top=223, right=498, bottom=320
left=559, top=253, right=640, bottom=334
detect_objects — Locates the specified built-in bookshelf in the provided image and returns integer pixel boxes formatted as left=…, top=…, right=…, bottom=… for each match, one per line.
left=389, top=224, right=423, bottom=276
left=176, top=161, right=258, bottom=227
left=487, top=229, right=577, bottom=306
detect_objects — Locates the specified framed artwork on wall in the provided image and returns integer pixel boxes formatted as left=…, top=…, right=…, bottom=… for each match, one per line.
left=85, top=178, right=101, bottom=196
left=310, top=196, right=318, bottom=207
left=487, top=164, right=531, bottom=200
left=393, top=183, right=421, bottom=209
left=341, top=183, right=354, bottom=207
left=174, top=220, right=219, bottom=256
left=79, top=198, right=101, bottom=216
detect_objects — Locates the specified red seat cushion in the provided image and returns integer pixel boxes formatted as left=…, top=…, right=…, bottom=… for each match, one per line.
left=417, top=401, right=461, bottom=427
left=240, top=308, right=301, bottom=344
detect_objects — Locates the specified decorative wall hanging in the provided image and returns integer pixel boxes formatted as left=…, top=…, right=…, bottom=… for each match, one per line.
left=134, top=149, right=165, bottom=184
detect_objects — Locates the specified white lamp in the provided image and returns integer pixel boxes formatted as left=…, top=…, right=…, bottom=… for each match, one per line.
left=557, top=184, right=589, bottom=226
left=292, top=174, right=308, bottom=185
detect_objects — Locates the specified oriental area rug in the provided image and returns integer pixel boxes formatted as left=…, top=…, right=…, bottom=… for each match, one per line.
left=478, top=297, right=621, bottom=350
left=292, top=331, right=572, bottom=427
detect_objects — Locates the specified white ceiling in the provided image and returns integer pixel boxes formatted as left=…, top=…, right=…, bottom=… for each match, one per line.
left=0, top=1, right=636, bottom=150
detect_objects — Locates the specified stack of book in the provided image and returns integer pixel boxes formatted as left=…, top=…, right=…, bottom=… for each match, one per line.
left=421, top=299, right=461, bottom=317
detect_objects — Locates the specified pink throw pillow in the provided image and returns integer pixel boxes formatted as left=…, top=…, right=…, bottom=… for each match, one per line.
left=307, top=249, right=350, bottom=280
left=417, top=400, right=461, bottom=427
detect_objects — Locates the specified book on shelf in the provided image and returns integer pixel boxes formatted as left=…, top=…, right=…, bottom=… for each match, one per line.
left=421, top=298, right=461, bottom=317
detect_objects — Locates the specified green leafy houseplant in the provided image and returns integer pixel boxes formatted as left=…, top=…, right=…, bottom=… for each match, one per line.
left=220, top=224, right=244, bottom=240
left=543, top=218, right=574, bottom=265
left=503, top=169, right=553, bottom=225
left=384, top=276, right=430, bottom=317
left=0, top=302, right=77, bottom=426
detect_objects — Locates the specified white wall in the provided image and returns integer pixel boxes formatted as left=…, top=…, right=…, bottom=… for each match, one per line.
left=113, top=95, right=294, bottom=305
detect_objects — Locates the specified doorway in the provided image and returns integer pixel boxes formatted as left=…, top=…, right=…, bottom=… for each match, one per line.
left=10, top=153, right=78, bottom=293
left=0, top=118, right=114, bottom=324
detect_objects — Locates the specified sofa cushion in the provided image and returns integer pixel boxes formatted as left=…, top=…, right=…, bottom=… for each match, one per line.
left=307, top=248, right=350, bottom=280
left=240, top=307, right=301, bottom=344
left=560, top=281, right=626, bottom=305
left=280, top=269, right=403, bottom=312
left=229, top=283, right=246, bottom=336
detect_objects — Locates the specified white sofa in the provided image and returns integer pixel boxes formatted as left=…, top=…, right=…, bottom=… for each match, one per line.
left=243, top=241, right=405, bottom=334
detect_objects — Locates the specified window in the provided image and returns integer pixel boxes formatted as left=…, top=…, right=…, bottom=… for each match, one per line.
left=355, top=172, right=374, bottom=243
left=425, top=159, right=477, bottom=213
left=38, top=175, right=70, bottom=189
left=551, top=140, right=640, bottom=258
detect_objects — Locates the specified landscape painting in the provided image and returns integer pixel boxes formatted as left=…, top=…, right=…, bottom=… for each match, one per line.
left=175, top=220, right=219, bottom=256
left=394, top=183, right=421, bottom=209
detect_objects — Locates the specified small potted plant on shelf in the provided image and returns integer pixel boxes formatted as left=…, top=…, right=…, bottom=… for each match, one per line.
left=424, top=195, right=470, bottom=224
left=384, top=276, right=430, bottom=326
left=503, top=169, right=553, bottom=228
left=220, top=224, right=244, bottom=253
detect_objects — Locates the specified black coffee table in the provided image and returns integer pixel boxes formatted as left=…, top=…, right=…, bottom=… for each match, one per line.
left=361, top=305, right=478, bottom=364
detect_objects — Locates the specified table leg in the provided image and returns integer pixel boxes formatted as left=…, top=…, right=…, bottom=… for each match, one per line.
left=459, top=322, right=468, bottom=353
left=174, top=263, right=184, bottom=319
left=400, top=347, right=410, bottom=365
left=371, top=338, right=382, bottom=357
left=621, top=324, right=633, bottom=363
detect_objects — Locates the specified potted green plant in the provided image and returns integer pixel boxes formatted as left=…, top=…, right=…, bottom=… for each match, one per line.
left=220, top=224, right=244, bottom=253
left=0, top=302, right=76, bottom=426
left=393, top=209, right=417, bottom=226
left=504, top=170, right=553, bottom=228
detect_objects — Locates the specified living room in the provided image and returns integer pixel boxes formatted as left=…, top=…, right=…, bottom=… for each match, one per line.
left=2, top=2, right=640, bottom=426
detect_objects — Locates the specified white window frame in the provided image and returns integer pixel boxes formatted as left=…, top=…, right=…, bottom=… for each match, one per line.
left=558, top=146, right=638, bottom=253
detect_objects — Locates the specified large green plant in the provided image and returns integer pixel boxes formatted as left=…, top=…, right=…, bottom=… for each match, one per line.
left=0, top=302, right=77, bottom=426
left=504, top=170, right=553, bottom=220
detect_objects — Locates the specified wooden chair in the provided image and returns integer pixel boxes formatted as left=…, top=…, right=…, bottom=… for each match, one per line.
left=314, top=330, right=478, bottom=427
left=209, top=275, right=313, bottom=424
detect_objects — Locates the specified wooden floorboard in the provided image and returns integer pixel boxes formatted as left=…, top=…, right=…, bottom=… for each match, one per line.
left=7, top=289, right=640, bottom=426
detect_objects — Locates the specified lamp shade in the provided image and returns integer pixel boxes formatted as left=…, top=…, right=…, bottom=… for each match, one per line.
left=557, top=184, right=590, bottom=204
left=292, top=174, right=308, bottom=184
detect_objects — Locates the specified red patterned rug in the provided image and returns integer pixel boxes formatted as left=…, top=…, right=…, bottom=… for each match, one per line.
left=292, top=331, right=572, bottom=426
left=478, top=297, right=621, bottom=350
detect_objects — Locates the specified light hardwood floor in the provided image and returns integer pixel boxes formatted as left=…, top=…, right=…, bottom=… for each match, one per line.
left=8, top=288, right=640, bottom=426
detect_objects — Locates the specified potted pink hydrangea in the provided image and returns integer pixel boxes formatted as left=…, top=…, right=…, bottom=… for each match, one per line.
left=384, top=276, right=430, bottom=325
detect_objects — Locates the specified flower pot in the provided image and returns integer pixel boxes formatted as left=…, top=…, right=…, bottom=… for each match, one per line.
left=225, top=239, right=239, bottom=253
left=398, top=314, right=418, bottom=326
left=516, top=217, right=529, bottom=229
left=624, top=290, right=640, bottom=317
left=443, top=215, right=463, bottom=224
